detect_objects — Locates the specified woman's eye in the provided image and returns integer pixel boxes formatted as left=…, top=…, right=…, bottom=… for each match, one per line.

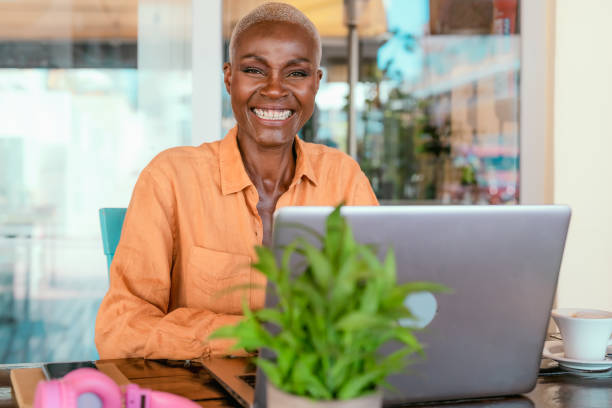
left=288, top=71, right=308, bottom=78
left=242, top=67, right=263, bottom=75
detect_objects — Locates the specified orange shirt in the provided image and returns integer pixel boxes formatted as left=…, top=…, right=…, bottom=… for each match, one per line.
left=94, top=127, right=378, bottom=360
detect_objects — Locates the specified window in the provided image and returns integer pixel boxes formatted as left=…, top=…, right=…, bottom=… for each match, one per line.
left=0, top=0, right=192, bottom=362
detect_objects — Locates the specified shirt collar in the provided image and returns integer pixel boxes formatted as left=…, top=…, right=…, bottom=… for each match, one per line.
left=219, top=126, right=319, bottom=196
left=293, top=134, right=319, bottom=187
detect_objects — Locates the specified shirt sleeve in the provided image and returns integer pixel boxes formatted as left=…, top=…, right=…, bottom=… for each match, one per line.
left=351, top=171, right=379, bottom=205
left=94, top=168, right=245, bottom=360
left=346, top=163, right=379, bottom=206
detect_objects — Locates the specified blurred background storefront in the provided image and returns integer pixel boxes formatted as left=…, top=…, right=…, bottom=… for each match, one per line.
left=0, top=0, right=610, bottom=363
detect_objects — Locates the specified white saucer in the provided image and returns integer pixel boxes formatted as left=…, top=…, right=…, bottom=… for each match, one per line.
left=542, top=340, right=612, bottom=371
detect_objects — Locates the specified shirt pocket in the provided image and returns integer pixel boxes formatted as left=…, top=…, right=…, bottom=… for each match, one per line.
left=187, top=245, right=252, bottom=313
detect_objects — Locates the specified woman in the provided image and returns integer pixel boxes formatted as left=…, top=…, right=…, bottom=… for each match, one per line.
left=95, top=2, right=378, bottom=360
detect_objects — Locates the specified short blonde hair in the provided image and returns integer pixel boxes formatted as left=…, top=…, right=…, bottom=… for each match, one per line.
left=229, top=2, right=322, bottom=65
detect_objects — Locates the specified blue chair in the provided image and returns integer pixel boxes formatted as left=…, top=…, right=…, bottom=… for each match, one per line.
left=99, top=208, right=127, bottom=272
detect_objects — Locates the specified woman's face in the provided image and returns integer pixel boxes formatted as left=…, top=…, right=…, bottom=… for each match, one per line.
left=224, top=21, right=322, bottom=148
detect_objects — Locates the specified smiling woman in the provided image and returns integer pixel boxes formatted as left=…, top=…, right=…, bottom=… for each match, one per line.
left=223, top=16, right=327, bottom=245
left=94, top=2, right=378, bottom=360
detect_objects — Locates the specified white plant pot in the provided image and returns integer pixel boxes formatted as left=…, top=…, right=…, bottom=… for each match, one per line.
left=266, top=382, right=382, bottom=408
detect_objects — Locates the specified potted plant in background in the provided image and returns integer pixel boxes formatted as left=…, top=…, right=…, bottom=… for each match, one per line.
left=211, top=205, right=449, bottom=407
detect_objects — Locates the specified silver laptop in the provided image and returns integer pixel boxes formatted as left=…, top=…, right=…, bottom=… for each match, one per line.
left=204, top=205, right=571, bottom=407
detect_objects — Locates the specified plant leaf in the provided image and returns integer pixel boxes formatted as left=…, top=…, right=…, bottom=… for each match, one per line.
left=393, top=326, right=424, bottom=355
left=290, top=354, right=332, bottom=399
left=324, top=204, right=344, bottom=264
left=299, top=239, right=332, bottom=291
left=253, top=246, right=279, bottom=281
left=337, top=369, right=381, bottom=400
left=253, top=357, right=283, bottom=388
left=382, top=247, right=397, bottom=288
left=336, top=312, right=390, bottom=331
left=255, top=309, right=284, bottom=325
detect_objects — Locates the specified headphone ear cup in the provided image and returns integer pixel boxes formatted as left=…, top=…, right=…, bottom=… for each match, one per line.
left=34, top=379, right=78, bottom=408
left=63, top=368, right=122, bottom=408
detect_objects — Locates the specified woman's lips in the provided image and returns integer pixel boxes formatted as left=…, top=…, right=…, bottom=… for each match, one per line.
left=251, top=108, right=294, bottom=121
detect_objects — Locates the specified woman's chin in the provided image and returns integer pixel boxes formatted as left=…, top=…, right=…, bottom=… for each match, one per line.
left=236, top=121, right=299, bottom=149
left=253, top=130, right=296, bottom=148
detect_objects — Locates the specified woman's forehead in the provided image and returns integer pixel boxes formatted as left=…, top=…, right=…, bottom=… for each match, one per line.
left=234, top=21, right=318, bottom=61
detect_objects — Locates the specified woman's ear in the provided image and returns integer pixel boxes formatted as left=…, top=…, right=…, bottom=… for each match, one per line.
left=314, top=68, right=323, bottom=93
left=223, top=62, right=232, bottom=94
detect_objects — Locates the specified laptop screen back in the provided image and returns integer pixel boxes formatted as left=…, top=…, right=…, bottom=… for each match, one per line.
left=268, top=205, right=570, bottom=404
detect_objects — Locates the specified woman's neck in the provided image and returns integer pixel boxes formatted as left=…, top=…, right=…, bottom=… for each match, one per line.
left=236, top=132, right=296, bottom=195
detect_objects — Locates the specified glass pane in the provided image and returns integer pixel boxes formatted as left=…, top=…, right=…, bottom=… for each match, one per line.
left=0, top=0, right=192, bottom=363
left=222, top=0, right=520, bottom=204
left=362, top=0, right=520, bottom=204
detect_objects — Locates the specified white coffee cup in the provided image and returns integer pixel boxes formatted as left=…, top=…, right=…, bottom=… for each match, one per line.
left=551, top=308, right=612, bottom=361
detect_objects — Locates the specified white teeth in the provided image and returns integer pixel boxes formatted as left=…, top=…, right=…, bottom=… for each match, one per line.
left=253, top=108, right=292, bottom=120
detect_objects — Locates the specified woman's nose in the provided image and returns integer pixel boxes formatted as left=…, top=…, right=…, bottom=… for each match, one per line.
left=260, top=74, right=288, bottom=98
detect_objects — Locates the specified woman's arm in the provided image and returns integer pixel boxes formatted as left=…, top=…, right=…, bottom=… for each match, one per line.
left=94, top=168, right=243, bottom=360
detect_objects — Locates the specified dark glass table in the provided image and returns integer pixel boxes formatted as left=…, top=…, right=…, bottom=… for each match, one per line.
left=1, top=358, right=611, bottom=407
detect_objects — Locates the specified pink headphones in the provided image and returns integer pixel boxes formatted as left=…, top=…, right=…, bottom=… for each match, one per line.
left=34, top=367, right=200, bottom=408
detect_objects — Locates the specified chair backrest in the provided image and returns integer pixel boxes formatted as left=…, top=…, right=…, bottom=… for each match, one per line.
left=99, top=208, right=127, bottom=272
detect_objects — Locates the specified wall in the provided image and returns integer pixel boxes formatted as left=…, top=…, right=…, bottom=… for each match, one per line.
left=554, top=0, right=612, bottom=310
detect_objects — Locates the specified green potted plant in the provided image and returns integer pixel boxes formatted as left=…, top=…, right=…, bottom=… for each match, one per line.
left=211, top=205, right=449, bottom=407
